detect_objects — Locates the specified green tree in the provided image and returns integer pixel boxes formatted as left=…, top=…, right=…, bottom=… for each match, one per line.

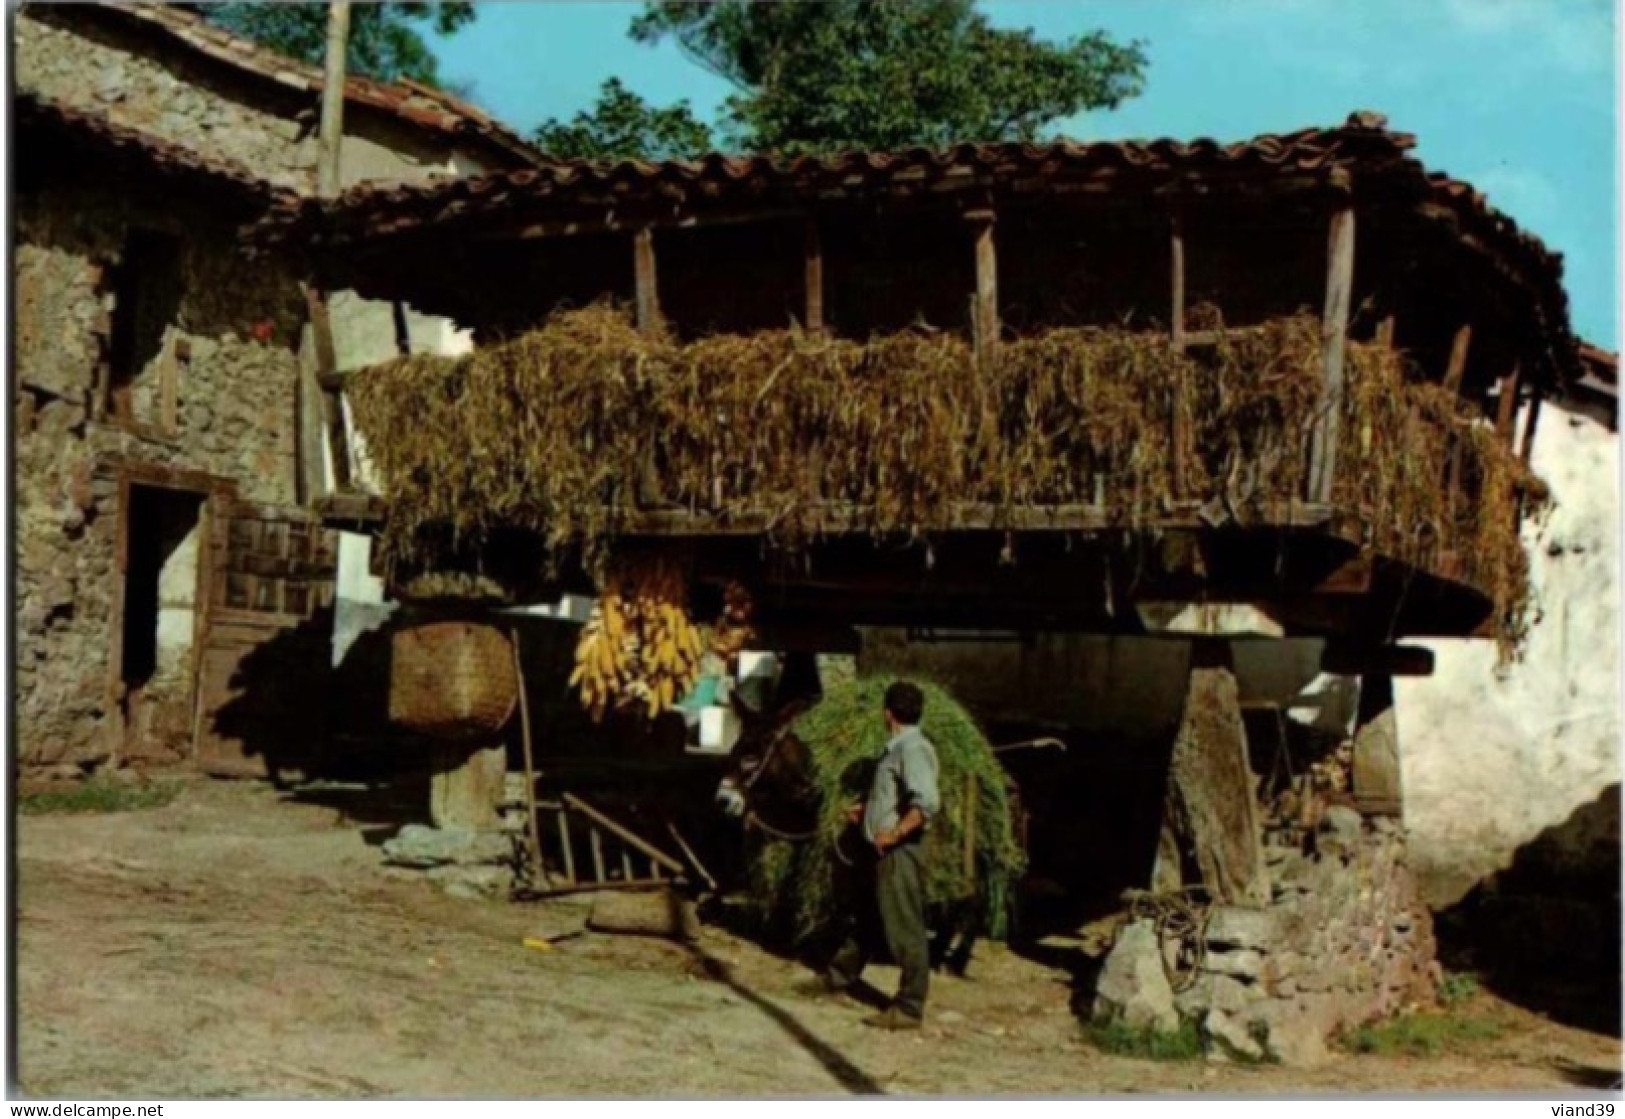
left=630, top=0, right=1147, bottom=154
left=195, top=3, right=477, bottom=87
left=534, top=78, right=714, bottom=161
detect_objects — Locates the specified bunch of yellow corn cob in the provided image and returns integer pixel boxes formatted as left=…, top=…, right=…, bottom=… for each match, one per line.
left=569, top=561, right=704, bottom=721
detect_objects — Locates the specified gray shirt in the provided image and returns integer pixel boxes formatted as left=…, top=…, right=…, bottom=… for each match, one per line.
left=862, top=725, right=941, bottom=845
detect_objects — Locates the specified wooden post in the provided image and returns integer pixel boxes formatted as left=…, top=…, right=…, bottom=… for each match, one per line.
left=392, top=300, right=412, bottom=357
left=511, top=627, right=547, bottom=888
left=1352, top=672, right=1402, bottom=816
left=1170, top=212, right=1188, bottom=497
left=1161, top=643, right=1269, bottom=906
left=1442, top=324, right=1472, bottom=395
left=1441, top=324, right=1473, bottom=526
left=803, top=216, right=824, bottom=333
left=1519, top=385, right=1543, bottom=464
left=317, top=1, right=350, bottom=198
left=967, top=210, right=998, bottom=367
left=556, top=807, right=578, bottom=885
left=633, top=227, right=660, bottom=335
left=301, top=285, right=351, bottom=491
left=1495, top=364, right=1522, bottom=444
left=1308, top=196, right=1356, bottom=504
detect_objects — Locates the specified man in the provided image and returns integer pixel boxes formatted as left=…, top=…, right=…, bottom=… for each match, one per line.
left=816, top=680, right=941, bottom=1030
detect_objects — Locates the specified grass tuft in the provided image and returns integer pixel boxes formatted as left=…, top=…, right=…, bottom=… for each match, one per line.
left=1437, top=971, right=1481, bottom=1009
left=1083, top=1018, right=1206, bottom=1062
left=1343, top=1011, right=1503, bottom=1057
left=20, top=777, right=182, bottom=816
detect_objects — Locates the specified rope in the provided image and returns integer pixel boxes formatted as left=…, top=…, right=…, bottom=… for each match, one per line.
left=1123, top=885, right=1213, bottom=993
left=743, top=809, right=820, bottom=844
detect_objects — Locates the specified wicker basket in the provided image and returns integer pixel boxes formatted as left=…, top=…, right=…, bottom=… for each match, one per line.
left=388, top=621, right=518, bottom=740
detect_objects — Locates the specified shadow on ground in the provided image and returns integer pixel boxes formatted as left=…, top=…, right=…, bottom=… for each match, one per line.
left=1436, top=784, right=1621, bottom=1037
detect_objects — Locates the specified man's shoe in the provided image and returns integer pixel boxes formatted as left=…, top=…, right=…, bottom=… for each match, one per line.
left=862, top=1006, right=923, bottom=1030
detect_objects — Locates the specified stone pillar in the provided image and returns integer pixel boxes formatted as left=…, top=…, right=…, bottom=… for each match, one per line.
left=430, top=739, right=507, bottom=831
left=1162, top=642, right=1269, bottom=907
left=1352, top=673, right=1402, bottom=817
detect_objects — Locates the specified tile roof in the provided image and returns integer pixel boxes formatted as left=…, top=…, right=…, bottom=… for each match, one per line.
left=20, top=92, right=298, bottom=208
left=80, top=2, right=546, bottom=169
left=250, top=112, right=1582, bottom=388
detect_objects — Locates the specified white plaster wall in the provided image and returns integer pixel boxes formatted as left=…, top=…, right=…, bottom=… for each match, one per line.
left=1397, top=402, right=1621, bottom=906
left=152, top=518, right=202, bottom=692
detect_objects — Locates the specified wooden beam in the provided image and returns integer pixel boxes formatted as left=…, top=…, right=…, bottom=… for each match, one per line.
left=633, top=227, right=660, bottom=335
left=1308, top=200, right=1356, bottom=503
left=562, top=793, right=685, bottom=876
left=1519, top=384, right=1543, bottom=464
left=1495, top=364, right=1522, bottom=443
left=1170, top=211, right=1188, bottom=498
left=968, top=210, right=998, bottom=367
left=802, top=216, right=824, bottom=333
left=1321, top=643, right=1435, bottom=678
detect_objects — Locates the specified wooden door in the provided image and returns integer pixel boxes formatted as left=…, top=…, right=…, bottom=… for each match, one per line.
left=193, top=502, right=338, bottom=780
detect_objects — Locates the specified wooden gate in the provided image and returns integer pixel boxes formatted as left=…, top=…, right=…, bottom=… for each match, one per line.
left=193, top=501, right=338, bottom=780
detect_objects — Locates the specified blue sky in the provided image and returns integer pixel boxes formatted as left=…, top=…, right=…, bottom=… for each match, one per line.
left=434, top=0, right=1618, bottom=349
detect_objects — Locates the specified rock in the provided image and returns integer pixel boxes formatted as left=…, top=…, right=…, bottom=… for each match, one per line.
left=1208, top=974, right=1257, bottom=1014
left=1092, top=920, right=1179, bottom=1032
left=428, top=863, right=511, bottom=900
left=1204, top=947, right=1264, bottom=980
left=382, top=824, right=511, bottom=869
left=1321, top=806, right=1363, bottom=846
left=1205, top=905, right=1278, bottom=950
left=1202, top=1009, right=1264, bottom=1062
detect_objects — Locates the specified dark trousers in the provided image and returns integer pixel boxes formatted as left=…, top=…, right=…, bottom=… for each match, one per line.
left=828, top=840, right=930, bottom=1018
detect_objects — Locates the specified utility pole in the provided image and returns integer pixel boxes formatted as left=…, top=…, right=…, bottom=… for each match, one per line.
left=300, top=0, right=354, bottom=505
left=317, top=0, right=351, bottom=197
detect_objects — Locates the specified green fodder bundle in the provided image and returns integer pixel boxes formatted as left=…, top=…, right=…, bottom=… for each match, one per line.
left=347, top=305, right=1548, bottom=659
left=746, top=675, right=1026, bottom=946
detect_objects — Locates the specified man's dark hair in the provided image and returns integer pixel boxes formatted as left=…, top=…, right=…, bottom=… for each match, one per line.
left=884, top=681, right=925, bottom=726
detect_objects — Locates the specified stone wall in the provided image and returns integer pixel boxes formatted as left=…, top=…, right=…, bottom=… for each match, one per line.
left=14, top=179, right=305, bottom=775
left=1095, top=814, right=1438, bottom=1066
left=16, top=11, right=316, bottom=194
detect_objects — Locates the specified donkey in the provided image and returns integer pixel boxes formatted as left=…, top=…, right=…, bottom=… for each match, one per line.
left=714, top=672, right=994, bottom=976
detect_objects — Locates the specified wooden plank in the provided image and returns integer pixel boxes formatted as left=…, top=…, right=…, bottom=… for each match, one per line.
left=1308, top=201, right=1356, bottom=504
left=1519, top=384, right=1543, bottom=464
left=803, top=216, right=824, bottom=332
left=623, top=499, right=1335, bottom=537
left=969, top=211, right=998, bottom=367
left=633, top=227, right=660, bottom=335
left=1495, top=364, right=1521, bottom=443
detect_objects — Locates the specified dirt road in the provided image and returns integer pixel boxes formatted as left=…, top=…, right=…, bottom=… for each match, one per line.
left=15, top=779, right=1620, bottom=1097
